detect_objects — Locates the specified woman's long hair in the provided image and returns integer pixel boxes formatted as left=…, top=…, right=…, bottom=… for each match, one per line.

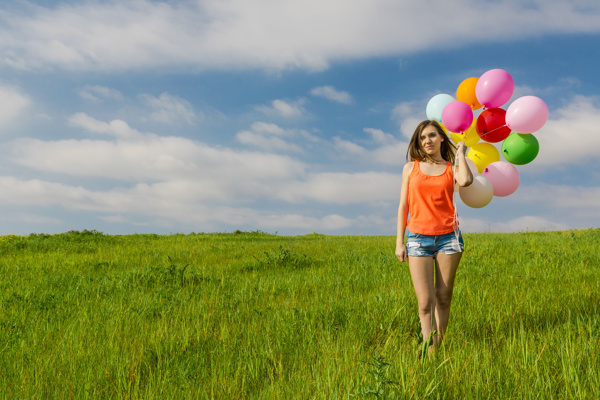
left=406, top=120, right=456, bottom=164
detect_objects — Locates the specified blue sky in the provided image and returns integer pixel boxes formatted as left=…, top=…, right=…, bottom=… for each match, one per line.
left=1, top=0, right=600, bottom=235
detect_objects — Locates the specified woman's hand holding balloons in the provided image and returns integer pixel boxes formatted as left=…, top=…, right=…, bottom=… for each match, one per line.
left=455, top=141, right=467, bottom=157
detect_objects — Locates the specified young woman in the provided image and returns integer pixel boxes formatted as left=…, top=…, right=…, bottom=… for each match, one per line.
left=395, top=120, right=473, bottom=355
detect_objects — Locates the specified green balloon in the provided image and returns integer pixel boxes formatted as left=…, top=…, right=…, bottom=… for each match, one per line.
left=502, top=133, right=539, bottom=165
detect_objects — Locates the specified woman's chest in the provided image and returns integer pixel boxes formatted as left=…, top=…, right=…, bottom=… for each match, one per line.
left=418, top=163, right=447, bottom=176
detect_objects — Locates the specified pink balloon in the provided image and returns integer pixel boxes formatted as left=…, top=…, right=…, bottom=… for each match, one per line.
left=482, top=161, right=520, bottom=197
left=475, top=69, right=515, bottom=109
left=441, top=100, right=473, bottom=133
left=505, top=96, right=549, bottom=133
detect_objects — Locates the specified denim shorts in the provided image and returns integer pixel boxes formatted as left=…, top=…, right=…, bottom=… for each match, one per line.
left=405, top=229, right=464, bottom=257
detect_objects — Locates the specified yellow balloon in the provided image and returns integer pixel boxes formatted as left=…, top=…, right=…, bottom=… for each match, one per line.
left=439, top=123, right=449, bottom=135
left=449, top=118, right=480, bottom=147
left=467, top=143, right=500, bottom=173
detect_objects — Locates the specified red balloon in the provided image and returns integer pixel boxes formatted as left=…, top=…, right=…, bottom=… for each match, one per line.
left=476, top=108, right=511, bottom=143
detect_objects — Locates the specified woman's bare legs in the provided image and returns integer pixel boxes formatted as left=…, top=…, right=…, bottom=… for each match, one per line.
left=408, top=252, right=462, bottom=351
left=408, top=256, right=437, bottom=347
left=433, top=252, right=462, bottom=344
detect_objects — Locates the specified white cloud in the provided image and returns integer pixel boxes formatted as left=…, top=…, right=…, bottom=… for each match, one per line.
left=310, top=86, right=353, bottom=104
left=235, top=122, right=305, bottom=153
left=140, top=92, right=201, bottom=125
left=68, top=113, right=144, bottom=140
left=532, top=95, right=600, bottom=166
left=494, top=216, right=572, bottom=232
left=7, top=114, right=310, bottom=234
left=4, top=1, right=599, bottom=72
left=3, top=106, right=404, bottom=232
left=370, top=142, right=408, bottom=166
left=517, top=183, right=600, bottom=216
left=457, top=215, right=571, bottom=233
left=257, top=99, right=306, bottom=118
left=236, top=130, right=303, bottom=153
left=364, top=128, right=396, bottom=145
left=333, top=128, right=408, bottom=166
left=80, top=85, right=123, bottom=102
left=0, top=84, right=31, bottom=126
left=333, top=137, right=367, bottom=156
left=391, top=101, right=423, bottom=140
left=278, top=172, right=401, bottom=204
left=0, top=212, right=63, bottom=227
left=0, top=176, right=355, bottom=233
left=11, top=135, right=305, bottom=185
left=299, top=129, right=322, bottom=143
left=250, top=121, right=287, bottom=135
left=11, top=113, right=307, bottom=188
left=259, top=213, right=354, bottom=231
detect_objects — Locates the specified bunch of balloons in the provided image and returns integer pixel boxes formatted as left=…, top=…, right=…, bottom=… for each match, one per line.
left=426, top=68, right=548, bottom=208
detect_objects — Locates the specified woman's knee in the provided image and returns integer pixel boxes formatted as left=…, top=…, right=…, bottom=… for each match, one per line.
left=435, top=289, right=453, bottom=310
left=417, top=297, right=435, bottom=316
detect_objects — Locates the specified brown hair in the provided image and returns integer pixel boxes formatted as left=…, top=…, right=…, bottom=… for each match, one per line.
left=406, top=120, right=456, bottom=164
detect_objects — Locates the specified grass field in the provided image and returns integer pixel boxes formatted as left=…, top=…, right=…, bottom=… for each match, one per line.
left=1, top=229, right=599, bottom=399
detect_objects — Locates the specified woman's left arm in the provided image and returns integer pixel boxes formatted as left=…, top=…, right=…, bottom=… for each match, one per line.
left=455, top=142, right=473, bottom=187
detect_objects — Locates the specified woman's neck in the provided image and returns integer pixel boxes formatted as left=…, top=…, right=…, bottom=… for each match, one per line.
left=422, top=156, right=445, bottom=164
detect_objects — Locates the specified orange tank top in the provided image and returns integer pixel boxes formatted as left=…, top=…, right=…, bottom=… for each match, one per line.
left=406, top=160, right=457, bottom=235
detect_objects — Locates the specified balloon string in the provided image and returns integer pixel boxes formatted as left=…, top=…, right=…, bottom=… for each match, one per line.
left=464, top=127, right=474, bottom=141
left=461, top=123, right=508, bottom=139
left=483, top=123, right=508, bottom=136
left=452, top=158, right=460, bottom=244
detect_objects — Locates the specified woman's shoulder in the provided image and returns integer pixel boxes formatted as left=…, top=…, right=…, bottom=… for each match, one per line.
left=403, top=161, right=416, bottom=170
left=402, top=161, right=415, bottom=178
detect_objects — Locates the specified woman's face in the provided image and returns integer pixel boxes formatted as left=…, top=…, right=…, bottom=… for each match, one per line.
left=420, top=125, right=444, bottom=156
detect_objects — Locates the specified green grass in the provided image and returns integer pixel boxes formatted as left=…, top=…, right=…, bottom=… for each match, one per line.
left=1, top=229, right=599, bottom=399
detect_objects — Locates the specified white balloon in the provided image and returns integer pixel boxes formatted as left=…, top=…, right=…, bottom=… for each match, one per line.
left=459, top=174, right=493, bottom=208
left=426, top=93, right=455, bottom=123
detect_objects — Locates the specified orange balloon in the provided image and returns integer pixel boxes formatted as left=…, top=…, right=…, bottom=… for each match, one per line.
left=457, top=77, right=482, bottom=110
